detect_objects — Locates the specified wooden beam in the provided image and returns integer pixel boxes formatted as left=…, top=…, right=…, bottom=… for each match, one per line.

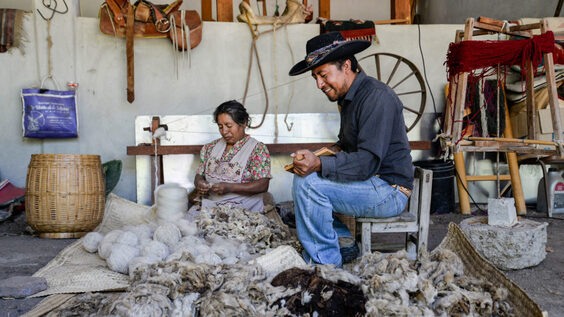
left=216, top=0, right=233, bottom=22
left=127, top=141, right=431, bottom=156
left=319, top=0, right=330, bottom=19
left=390, top=0, right=412, bottom=24
left=201, top=0, right=213, bottom=21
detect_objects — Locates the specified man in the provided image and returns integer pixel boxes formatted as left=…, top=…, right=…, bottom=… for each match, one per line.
left=288, top=32, right=414, bottom=267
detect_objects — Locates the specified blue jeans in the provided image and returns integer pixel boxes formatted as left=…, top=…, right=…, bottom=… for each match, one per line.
left=293, top=172, right=408, bottom=266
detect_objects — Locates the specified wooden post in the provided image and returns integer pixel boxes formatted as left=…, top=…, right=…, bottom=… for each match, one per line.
left=451, top=18, right=474, bottom=214
left=143, top=117, right=168, bottom=203
left=319, top=0, right=330, bottom=19
left=504, top=103, right=527, bottom=214
left=201, top=0, right=213, bottom=21
left=526, top=60, right=537, bottom=140
left=216, top=0, right=233, bottom=22
left=541, top=19, right=563, bottom=144
left=390, top=0, right=412, bottom=24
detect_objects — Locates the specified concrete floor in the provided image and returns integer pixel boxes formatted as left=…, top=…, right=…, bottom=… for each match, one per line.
left=1, top=207, right=563, bottom=316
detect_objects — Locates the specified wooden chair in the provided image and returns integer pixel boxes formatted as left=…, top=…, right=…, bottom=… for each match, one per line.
left=355, top=167, right=432, bottom=260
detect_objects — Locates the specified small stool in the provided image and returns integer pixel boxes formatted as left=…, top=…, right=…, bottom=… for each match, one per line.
left=355, top=167, right=432, bottom=260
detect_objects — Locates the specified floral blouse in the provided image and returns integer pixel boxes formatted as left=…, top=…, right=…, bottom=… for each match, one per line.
left=197, top=135, right=272, bottom=183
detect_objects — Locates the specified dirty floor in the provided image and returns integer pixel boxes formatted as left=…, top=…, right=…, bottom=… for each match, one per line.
left=1, top=207, right=563, bottom=316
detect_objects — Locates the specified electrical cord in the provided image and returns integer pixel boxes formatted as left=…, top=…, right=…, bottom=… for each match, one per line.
left=417, top=23, right=442, bottom=135
left=453, top=167, right=486, bottom=214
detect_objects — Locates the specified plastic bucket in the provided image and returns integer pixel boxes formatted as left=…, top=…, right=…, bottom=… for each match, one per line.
left=414, top=160, right=455, bottom=214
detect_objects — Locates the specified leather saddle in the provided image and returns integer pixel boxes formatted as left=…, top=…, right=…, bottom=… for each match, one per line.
left=99, top=0, right=202, bottom=103
left=99, top=0, right=202, bottom=51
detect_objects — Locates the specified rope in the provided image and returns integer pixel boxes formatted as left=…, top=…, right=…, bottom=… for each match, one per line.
left=47, top=19, right=53, bottom=78
left=241, top=4, right=304, bottom=129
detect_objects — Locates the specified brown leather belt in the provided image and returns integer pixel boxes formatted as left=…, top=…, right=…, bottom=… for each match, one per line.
left=391, top=184, right=412, bottom=197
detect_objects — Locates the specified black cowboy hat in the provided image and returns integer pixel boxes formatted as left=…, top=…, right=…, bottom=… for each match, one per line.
left=289, top=32, right=371, bottom=76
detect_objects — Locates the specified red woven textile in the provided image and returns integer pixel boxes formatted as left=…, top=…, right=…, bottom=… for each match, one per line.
left=446, top=31, right=555, bottom=80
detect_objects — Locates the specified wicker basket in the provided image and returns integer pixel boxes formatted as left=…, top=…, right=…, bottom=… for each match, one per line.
left=25, top=154, right=106, bottom=238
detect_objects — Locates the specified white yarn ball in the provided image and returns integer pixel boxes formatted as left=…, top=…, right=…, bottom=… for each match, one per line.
left=82, top=232, right=104, bottom=253
left=98, top=241, right=114, bottom=259
left=123, top=224, right=154, bottom=240
left=141, top=240, right=169, bottom=261
left=173, top=236, right=206, bottom=253
left=153, top=223, right=181, bottom=248
left=175, top=219, right=198, bottom=237
left=128, top=256, right=160, bottom=278
left=165, top=251, right=184, bottom=262
left=106, top=243, right=140, bottom=274
left=194, top=252, right=222, bottom=265
left=116, top=231, right=139, bottom=247
left=101, top=230, right=123, bottom=244
left=97, top=230, right=122, bottom=259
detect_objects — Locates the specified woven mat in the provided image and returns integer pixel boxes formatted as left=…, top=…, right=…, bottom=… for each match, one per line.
left=436, top=223, right=543, bottom=317
left=28, top=194, right=150, bottom=299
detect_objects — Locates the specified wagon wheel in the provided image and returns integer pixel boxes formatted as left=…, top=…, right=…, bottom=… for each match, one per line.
left=358, top=53, right=427, bottom=132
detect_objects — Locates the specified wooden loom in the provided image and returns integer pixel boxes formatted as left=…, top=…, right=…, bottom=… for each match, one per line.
left=443, top=17, right=563, bottom=215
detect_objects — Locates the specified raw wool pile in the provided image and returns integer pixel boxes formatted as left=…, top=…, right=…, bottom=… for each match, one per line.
left=351, top=248, right=514, bottom=316
left=270, top=267, right=366, bottom=316
left=50, top=254, right=299, bottom=316
left=80, top=204, right=299, bottom=276
left=197, top=205, right=302, bottom=255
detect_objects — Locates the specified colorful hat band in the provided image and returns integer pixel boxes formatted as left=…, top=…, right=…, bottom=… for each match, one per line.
left=305, top=41, right=344, bottom=67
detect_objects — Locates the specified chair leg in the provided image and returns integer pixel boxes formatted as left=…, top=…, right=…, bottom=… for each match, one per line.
left=406, top=233, right=416, bottom=260
left=361, top=223, right=371, bottom=256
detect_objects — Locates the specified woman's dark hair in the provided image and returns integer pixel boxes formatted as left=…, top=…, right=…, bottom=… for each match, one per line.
left=213, top=100, right=250, bottom=126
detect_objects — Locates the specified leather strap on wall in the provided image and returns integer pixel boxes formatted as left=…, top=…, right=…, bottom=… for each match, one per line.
left=126, top=4, right=135, bottom=103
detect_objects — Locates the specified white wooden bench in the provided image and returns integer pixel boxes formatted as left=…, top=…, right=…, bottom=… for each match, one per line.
left=355, top=167, right=432, bottom=260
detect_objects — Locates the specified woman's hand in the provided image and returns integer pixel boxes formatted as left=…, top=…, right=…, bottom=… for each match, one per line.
left=195, top=177, right=211, bottom=195
left=211, top=182, right=232, bottom=195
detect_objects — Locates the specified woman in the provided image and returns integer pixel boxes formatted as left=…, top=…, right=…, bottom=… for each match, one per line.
left=193, top=100, right=271, bottom=212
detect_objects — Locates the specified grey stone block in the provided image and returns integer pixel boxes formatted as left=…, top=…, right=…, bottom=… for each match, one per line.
left=488, top=198, right=517, bottom=227
left=460, top=217, right=548, bottom=270
left=0, top=276, right=47, bottom=298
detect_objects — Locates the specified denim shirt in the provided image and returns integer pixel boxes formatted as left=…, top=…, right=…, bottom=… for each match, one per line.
left=319, top=71, right=414, bottom=189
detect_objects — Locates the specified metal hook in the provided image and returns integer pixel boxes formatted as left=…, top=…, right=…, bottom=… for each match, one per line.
left=47, top=0, right=68, bottom=15
left=36, top=0, right=68, bottom=21
left=37, top=0, right=57, bottom=21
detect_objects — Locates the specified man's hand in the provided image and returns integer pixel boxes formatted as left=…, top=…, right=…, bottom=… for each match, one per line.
left=211, top=182, right=232, bottom=195
left=291, top=150, right=321, bottom=177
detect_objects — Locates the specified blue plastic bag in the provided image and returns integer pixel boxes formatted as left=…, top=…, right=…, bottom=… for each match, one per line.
left=21, top=78, right=78, bottom=138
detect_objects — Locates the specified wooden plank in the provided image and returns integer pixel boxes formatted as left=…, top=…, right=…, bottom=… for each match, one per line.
left=451, top=18, right=474, bottom=151
left=361, top=222, right=371, bottom=255
left=503, top=101, right=527, bottom=214
left=458, top=147, right=557, bottom=155
left=391, top=0, right=412, bottom=24
left=417, top=168, right=432, bottom=251
left=201, top=0, right=213, bottom=21
left=466, top=175, right=512, bottom=181
left=526, top=60, right=537, bottom=139
left=216, top=0, right=233, bottom=22
left=474, top=21, right=532, bottom=38
left=318, top=0, right=330, bottom=19
left=368, top=222, right=419, bottom=233
left=541, top=19, right=563, bottom=143
left=454, top=152, right=471, bottom=214
left=127, top=141, right=431, bottom=156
